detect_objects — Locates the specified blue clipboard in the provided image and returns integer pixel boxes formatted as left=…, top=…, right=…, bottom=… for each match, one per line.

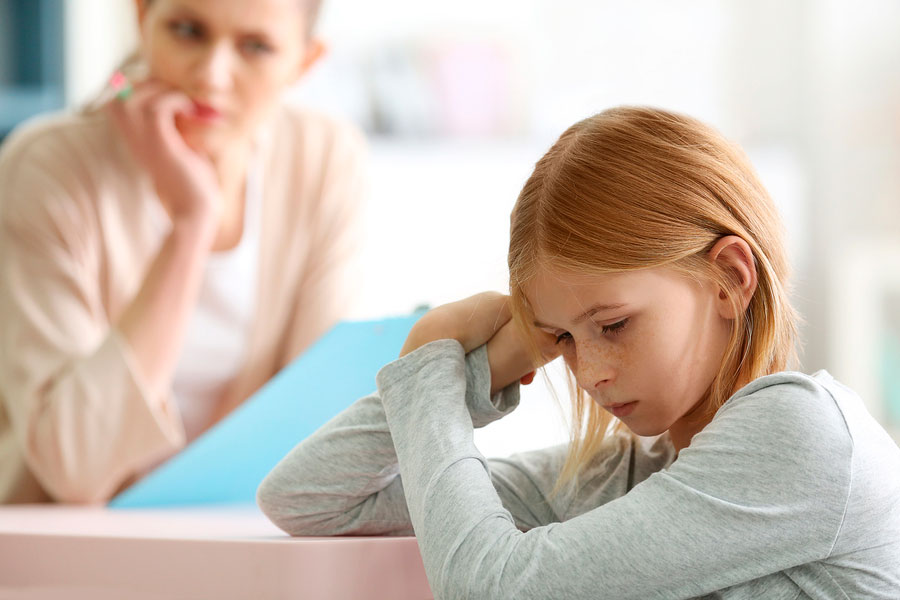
left=110, top=313, right=421, bottom=508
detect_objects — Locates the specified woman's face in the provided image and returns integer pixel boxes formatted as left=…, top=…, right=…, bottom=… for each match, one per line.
left=137, top=0, right=319, bottom=153
left=524, top=265, right=733, bottom=448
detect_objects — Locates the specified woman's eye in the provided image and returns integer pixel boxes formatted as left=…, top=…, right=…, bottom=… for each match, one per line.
left=241, top=39, right=275, bottom=55
left=602, top=319, right=629, bottom=336
left=555, top=332, right=573, bottom=345
left=169, top=20, right=203, bottom=40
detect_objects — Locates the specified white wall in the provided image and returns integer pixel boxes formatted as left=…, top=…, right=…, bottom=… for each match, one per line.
left=64, top=0, right=137, bottom=107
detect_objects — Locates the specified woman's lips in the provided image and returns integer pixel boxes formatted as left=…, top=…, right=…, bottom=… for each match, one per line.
left=188, top=101, right=223, bottom=122
left=604, top=401, right=638, bottom=418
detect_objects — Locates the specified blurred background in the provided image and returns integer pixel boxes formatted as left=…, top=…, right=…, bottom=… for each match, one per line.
left=2, top=0, right=898, bottom=455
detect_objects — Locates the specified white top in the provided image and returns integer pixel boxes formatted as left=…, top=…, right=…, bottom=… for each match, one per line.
left=171, top=161, right=262, bottom=441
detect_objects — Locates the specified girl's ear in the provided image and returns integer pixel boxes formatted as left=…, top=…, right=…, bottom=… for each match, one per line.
left=708, top=235, right=758, bottom=319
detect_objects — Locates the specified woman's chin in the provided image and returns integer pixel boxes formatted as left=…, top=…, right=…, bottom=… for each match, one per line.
left=180, top=127, right=227, bottom=155
left=176, top=119, right=232, bottom=154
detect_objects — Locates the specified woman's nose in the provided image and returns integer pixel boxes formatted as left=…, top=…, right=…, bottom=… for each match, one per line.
left=191, top=43, right=233, bottom=92
left=573, top=341, right=615, bottom=391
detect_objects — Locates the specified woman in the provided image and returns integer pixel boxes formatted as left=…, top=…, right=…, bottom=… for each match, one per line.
left=258, top=107, right=900, bottom=598
left=0, top=0, right=366, bottom=503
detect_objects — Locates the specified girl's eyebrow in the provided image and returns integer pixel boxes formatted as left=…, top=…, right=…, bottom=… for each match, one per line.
left=534, top=303, right=627, bottom=329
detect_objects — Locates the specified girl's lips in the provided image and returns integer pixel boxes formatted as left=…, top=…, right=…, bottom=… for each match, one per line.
left=605, top=401, right=638, bottom=418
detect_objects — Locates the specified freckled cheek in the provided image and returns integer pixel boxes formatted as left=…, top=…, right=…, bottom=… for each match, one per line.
left=564, top=340, right=629, bottom=387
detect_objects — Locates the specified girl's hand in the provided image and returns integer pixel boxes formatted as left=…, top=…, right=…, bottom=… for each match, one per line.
left=485, top=317, right=559, bottom=395
left=400, top=292, right=560, bottom=395
left=400, top=292, right=511, bottom=357
left=105, top=78, right=222, bottom=236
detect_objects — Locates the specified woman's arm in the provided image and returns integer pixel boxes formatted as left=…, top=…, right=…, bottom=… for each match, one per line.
left=105, top=80, right=223, bottom=397
left=0, top=169, right=189, bottom=503
left=0, top=83, right=224, bottom=502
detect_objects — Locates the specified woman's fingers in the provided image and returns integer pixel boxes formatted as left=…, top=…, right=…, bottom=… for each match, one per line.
left=106, top=79, right=191, bottom=154
left=104, top=76, right=221, bottom=228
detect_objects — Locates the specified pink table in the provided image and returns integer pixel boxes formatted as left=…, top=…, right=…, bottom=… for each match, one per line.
left=0, top=505, right=433, bottom=599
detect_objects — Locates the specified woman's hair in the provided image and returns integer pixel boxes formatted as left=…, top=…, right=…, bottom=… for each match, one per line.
left=83, top=0, right=323, bottom=113
left=142, top=0, right=323, bottom=36
left=508, top=106, right=799, bottom=496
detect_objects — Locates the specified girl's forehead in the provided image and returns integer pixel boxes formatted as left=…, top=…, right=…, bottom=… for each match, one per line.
left=527, top=265, right=636, bottom=291
left=523, top=265, right=695, bottom=319
left=523, top=268, right=631, bottom=317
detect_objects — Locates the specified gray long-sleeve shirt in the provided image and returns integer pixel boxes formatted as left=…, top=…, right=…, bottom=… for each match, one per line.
left=258, top=339, right=900, bottom=599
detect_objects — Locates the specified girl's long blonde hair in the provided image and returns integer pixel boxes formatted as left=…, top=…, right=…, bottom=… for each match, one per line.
left=508, top=106, right=800, bottom=496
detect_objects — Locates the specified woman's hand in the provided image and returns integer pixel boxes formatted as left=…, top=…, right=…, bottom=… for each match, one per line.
left=400, top=292, right=560, bottom=395
left=105, top=78, right=221, bottom=238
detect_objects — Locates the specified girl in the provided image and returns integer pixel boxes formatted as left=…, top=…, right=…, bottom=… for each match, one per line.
left=258, top=107, right=900, bottom=598
left=0, top=0, right=365, bottom=503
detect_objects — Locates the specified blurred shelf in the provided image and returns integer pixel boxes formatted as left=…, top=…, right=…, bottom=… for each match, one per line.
left=0, top=86, right=64, bottom=138
left=0, top=0, right=65, bottom=141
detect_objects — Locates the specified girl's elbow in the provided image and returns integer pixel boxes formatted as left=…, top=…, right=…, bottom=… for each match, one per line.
left=256, top=474, right=317, bottom=535
left=256, top=477, right=362, bottom=537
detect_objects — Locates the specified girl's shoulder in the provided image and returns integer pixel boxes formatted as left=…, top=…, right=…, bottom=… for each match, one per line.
left=715, top=370, right=854, bottom=446
left=713, top=369, right=900, bottom=476
left=709, top=372, right=900, bottom=561
left=723, top=370, right=872, bottom=434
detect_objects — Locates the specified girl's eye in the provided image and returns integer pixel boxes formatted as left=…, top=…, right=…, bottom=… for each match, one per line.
left=555, top=318, right=628, bottom=345
left=602, top=319, right=629, bottom=336
left=241, top=39, right=275, bottom=55
left=169, top=20, right=203, bottom=40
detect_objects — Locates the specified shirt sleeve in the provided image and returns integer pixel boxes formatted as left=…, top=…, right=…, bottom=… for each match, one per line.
left=375, top=339, right=853, bottom=599
left=0, top=131, right=185, bottom=503
left=256, top=343, right=527, bottom=535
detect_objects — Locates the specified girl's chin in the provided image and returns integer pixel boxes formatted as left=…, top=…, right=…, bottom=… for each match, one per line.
left=623, top=420, right=668, bottom=438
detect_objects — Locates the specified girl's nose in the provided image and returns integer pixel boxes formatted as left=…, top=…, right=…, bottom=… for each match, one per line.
left=573, top=341, right=615, bottom=391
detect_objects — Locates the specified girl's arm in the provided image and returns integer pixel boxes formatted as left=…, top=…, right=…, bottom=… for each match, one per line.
left=256, top=294, right=558, bottom=534
left=256, top=295, right=668, bottom=538
left=256, top=340, right=548, bottom=537
left=376, top=339, right=853, bottom=599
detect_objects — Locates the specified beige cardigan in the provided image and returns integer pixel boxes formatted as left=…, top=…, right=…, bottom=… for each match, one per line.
left=0, top=105, right=366, bottom=503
